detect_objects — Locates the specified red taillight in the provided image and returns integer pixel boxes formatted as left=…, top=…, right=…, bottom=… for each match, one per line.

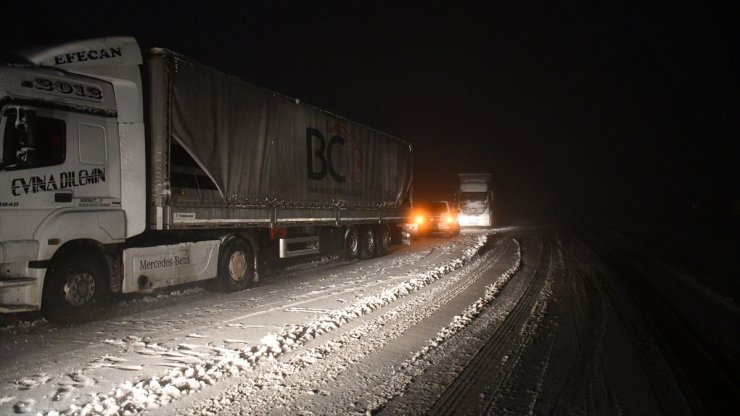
left=269, top=227, right=287, bottom=240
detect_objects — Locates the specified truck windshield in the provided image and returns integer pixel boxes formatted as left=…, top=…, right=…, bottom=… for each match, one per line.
left=0, top=108, right=66, bottom=171
left=458, top=192, right=489, bottom=214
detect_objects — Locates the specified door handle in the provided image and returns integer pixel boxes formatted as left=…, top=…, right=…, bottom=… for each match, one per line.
left=54, top=192, right=72, bottom=203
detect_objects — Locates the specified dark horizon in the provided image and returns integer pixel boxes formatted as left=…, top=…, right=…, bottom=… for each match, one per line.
left=3, top=2, right=737, bottom=224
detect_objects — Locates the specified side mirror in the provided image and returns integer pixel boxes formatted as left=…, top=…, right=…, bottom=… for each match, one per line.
left=16, top=146, right=36, bottom=163
left=9, top=108, right=37, bottom=165
left=14, top=108, right=29, bottom=133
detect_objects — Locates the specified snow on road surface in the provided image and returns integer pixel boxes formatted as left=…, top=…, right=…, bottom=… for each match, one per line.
left=2, top=233, right=493, bottom=415
left=2, top=226, right=738, bottom=415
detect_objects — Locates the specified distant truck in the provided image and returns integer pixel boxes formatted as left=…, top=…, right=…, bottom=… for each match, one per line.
left=0, top=37, right=412, bottom=323
left=455, top=173, right=494, bottom=228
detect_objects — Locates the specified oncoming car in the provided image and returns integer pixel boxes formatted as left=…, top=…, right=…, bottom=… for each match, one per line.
left=408, top=201, right=460, bottom=238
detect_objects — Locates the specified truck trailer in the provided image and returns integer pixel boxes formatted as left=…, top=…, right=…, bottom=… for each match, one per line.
left=0, top=37, right=412, bottom=323
left=455, top=173, right=494, bottom=228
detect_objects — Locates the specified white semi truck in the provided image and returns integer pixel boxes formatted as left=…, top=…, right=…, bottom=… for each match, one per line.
left=455, top=173, right=494, bottom=228
left=0, top=37, right=412, bottom=323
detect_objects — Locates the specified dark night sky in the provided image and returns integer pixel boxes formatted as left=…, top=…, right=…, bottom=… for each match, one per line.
left=3, top=2, right=737, bottom=224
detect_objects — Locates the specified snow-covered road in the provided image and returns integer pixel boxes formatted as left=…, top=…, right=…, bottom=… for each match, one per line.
left=1, top=226, right=738, bottom=415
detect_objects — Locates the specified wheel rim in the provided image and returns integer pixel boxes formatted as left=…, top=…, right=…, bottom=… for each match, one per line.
left=228, top=251, right=248, bottom=282
left=383, top=229, right=391, bottom=249
left=348, top=232, right=359, bottom=255
left=366, top=230, right=376, bottom=253
left=64, top=272, right=96, bottom=307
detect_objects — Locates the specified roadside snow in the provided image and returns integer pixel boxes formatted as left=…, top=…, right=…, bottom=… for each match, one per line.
left=0, top=288, right=207, bottom=334
left=0, top=317, right=49, bottom=334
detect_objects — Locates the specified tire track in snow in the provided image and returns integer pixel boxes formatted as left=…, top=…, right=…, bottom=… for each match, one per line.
left=429, top=237, right=549, bottom=414
left=301, top=237, right=523, bottom=415
left=292, top=240, right=519, bottom=415
left=364, top=235, right=548, bottom=415
left=176, top=236, right=513, bottom=415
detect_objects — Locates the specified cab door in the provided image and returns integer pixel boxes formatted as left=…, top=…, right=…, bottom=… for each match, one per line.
left=0, top=106, right=75, bottom=241
left=0, top=106, right=121, bottom=241
left=67, top=112, right=121, bottom=207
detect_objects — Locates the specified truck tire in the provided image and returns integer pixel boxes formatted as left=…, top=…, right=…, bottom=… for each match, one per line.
left=344, top=227, right=360, bottom=259
left=42, top=248, right=110, bottom=325
left=217, top=238, right=254, bottom=292
left=376, top=224, right=391, bottom=256
left=359, top=225, right=377, bottom=259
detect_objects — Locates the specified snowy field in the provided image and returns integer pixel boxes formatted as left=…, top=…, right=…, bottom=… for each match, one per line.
left=1, top=226, right=738, bottom=415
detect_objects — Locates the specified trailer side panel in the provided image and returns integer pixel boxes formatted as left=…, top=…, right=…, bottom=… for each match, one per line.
left=146, top=50, right=412, bottom=221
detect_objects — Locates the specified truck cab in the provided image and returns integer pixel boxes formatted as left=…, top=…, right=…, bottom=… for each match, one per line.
left=455, top=173, right=494, bottom=228
left=0, top=38, right=146, bottom=319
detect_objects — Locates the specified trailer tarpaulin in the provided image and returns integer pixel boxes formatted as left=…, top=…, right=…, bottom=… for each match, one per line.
left=146, top=50, right=412, bottom=208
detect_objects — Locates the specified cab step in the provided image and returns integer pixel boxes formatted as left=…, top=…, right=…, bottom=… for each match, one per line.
left=0, top=277, right=36, bottom=288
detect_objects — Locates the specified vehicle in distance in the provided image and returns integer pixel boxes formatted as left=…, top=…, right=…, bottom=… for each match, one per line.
left=455, top=173, right=494, bottom=228
left=409, top=201, right=460, bottom=238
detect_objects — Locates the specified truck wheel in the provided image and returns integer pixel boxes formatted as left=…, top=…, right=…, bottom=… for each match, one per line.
left=217, top=238, right=254, bottom=292
left=359, top=226, right=377, bottom=259
left=344, top=227, right=360, bottom=259
left=42, top=248, right=110, bottom=325
left=376, top=225, right=391, bottom=256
